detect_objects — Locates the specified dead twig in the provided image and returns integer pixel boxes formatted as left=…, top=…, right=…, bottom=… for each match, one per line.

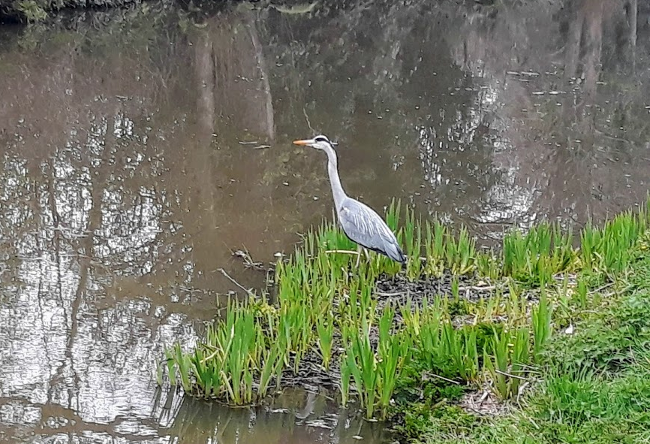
left=324, top=249, right=360, bottom=255
left=217, top=268, right=256, bottom=298
left=424, top=372, right=460, bottom=385
left=375, top=291, right=405, bottom=297
left=303, top=107, right=314, bottom=132
left=231, top=249, right=265, bottom=271
left=459, top=285, right=496, bottom=292
left=494, top=369, right=528, bottom=381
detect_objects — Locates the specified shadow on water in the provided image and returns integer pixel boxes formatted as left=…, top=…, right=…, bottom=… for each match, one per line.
left=153, top=387, right=387, bottom=444
left=0, top=0, right=649, bottom=442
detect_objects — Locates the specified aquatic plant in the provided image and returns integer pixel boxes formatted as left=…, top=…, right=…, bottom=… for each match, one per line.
left=579, top=208, right=648, bottom=275
left=445, top=226, right=477, bottom=275
left=424, top=219, right=447, bottom=276
left=532, top=289, right=552, bottom=359
left=481, top=325, right=532, bottom=400
left=503, top=222, right=575, bottom=285
left=316, top=313, right=334, bottom=370
left=341, top=304, right=411, bottom=419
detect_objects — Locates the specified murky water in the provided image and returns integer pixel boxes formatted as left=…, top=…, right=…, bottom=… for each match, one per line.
left=1, top=0, right=649, bottom=442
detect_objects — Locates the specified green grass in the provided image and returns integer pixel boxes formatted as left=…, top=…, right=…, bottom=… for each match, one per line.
left=161, top=198, right=650, bottom=441
left=398, top=231, right=650, bottom=444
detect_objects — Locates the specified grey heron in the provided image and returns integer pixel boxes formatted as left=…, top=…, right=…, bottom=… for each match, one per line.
left=293, top=135, right=406, bottom=267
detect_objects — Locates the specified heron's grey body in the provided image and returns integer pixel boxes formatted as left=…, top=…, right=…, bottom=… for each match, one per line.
left=338, top=198, right=406, bottom=263
left=294, top=135, right=406, bottom=265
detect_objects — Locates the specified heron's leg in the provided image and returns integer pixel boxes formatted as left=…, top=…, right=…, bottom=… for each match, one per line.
left=355, top=244, right=362, bottom=268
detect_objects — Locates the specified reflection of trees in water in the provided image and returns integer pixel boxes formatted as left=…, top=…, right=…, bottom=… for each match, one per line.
left=153, top=387, right=387, bottom=444
left=443, top=0, right=649, bottom=226
left=259, top=0, right=648, bottom=228
left=192, top=10, right=275, bottom=141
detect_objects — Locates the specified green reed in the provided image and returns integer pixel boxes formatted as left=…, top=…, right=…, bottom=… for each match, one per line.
left=215, top=303, right=258, bottom=404
left=444, top=323, right=480, bottom=381
left=403, top=298, right=480, bottom=382
left=503, top=222, right=575, bottom=285
left=402, top=206, right=423, bottom=279
left=316, top=313, right=334, bottom=370
left=341, top=304, right=410, bottom=419
left=376, top=305, right=411, bottom=417
left=445, top=226, right=476, bottom=275
left=424, top=219, right=447, bottom=276
left=532, top=287, right=552, bottom=363
left=342, top=320, right=378, bottom=418
left=484, top=326, right=531, bottom=399
left=579, top=208, right=648, bottom=275
left=576, top=277, right=588, bottom=308
left=165, top=300, right=275, bottom=404
left=476, top=251, right=502, bottom=281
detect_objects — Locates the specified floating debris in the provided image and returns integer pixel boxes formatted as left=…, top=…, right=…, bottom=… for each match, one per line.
left=269, top=1, right=319, bottom=14
left=232, top=249, right=265, bottom=271
left=304, top=419, right=334, bottom=429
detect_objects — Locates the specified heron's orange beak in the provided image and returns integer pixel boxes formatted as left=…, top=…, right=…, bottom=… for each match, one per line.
left=293, top=139, right=311, bottom=146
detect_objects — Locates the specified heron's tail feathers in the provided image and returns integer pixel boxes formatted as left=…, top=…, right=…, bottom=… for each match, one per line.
left=384, top=241, right=407, bottom=265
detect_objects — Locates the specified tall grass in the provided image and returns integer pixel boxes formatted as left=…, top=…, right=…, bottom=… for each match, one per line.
left=580, top=209, right=648, bottom=275
left=502, top=222, right=575, bottom=285
left=341, top=304, right=411, bottom=419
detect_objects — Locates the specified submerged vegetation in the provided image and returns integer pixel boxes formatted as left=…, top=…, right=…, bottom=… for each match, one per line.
left=162, top=198, right=650, bottom=441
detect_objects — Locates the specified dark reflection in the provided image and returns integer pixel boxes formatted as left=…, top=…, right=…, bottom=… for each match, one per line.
left=0, top=0, right=649, bottom=442
left=152, top=388, right=389, bottom=444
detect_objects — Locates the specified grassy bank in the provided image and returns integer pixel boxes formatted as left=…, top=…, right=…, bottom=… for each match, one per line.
left=162, top=199, right=650, bottom=442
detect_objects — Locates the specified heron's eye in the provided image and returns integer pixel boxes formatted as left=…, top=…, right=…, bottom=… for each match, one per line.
left=314, top=136, right=329, bottom=143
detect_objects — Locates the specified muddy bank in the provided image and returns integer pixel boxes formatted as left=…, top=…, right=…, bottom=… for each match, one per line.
left=0, top=0, right=135, bottom=22
left=0, top=0, right=323, bottom=23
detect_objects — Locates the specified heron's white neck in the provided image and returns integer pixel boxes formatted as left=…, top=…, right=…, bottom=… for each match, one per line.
left=322, top=144, right=347, bottom=209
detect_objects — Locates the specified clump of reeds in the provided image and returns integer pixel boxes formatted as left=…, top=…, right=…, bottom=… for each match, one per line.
left=161, top=197, right=650, bottom=420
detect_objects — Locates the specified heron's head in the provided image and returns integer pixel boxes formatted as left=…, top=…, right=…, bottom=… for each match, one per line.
left=292, top=134, right=337, bottom=151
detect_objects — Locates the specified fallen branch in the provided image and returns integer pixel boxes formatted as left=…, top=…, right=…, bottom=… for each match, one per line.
left=217, top=268, right=256, bottom=298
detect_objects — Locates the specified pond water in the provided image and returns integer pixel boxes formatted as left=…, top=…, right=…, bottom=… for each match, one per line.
left=0, top=0, right=649, bottom=442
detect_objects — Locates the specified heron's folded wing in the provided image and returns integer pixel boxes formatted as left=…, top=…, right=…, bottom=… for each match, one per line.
left=339, top=199, right=395, bottom=252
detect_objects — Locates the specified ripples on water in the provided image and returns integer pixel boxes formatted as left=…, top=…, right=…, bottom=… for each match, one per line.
left=0, top=0, right=649, bottom=442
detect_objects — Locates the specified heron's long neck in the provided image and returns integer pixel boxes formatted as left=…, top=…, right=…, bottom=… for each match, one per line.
left=323, top=145, right=347, bottom=209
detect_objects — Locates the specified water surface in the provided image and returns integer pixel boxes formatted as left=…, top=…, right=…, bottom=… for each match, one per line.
left=1, top=0, right=649, bottom=442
